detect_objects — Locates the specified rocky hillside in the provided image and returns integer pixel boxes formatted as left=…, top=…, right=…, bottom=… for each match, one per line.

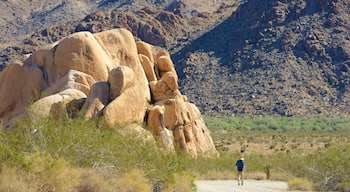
left=1, top=0, right=349, bottom=117
left=175, top=0, right=350, bottom=117
left=0, top=0, right=238, bottom=69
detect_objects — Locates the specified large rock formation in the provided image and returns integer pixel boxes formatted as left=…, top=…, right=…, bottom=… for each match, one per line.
left=0, top=28, right=217, bottom=157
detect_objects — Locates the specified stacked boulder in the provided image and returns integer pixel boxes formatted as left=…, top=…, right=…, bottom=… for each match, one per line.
left=0, top=29, right=217, bottom=157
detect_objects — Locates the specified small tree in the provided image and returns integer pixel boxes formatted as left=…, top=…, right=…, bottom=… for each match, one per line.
left=264, top=162, right=272, bottom=180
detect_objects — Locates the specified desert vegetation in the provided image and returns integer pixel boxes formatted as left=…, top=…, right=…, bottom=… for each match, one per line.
left=1, top=116, right=349, bottom=191
left=0, top=118, right=195, bottom=192
left=204, top=116, right=350, bottom=192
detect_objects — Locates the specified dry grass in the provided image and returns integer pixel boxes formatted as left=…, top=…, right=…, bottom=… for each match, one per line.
left=170, top=173, right=195, bottom=192
left=0, top=153, right=153, bottom=192
left=288, top=178, right=313, bottom=191
left=338, top=181, right=350, bottom=192
left=201, top=170, right=235, bottom=180
left=76, top=169, right=112, bottom=192
left=25, top=152, right=80, bottom=192
left=111, top=169, right=151, bottom=192
left=246, top=171, right=266, bottom=180
left=0, top=166, right=34, bottom=192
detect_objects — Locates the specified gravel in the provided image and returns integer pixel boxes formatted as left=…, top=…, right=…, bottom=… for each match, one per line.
left=195, top=179, right=288, bottom=192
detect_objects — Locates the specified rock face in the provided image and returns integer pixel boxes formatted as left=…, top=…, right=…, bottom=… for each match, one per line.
left=0, top=29, right=217, bottom=157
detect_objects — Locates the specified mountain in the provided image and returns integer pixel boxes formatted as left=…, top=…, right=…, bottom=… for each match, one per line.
left=175, top=0, right=350, bottom=117
left=0, top=0, right=349, bottom=117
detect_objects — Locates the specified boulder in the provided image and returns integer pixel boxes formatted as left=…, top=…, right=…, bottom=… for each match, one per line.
left=149, top=72, right=180, bottom=102
left=31, top=42, right=59, bottom=85
left=147, top=105, right=174, bottom=151
left=0, top=28, right=217, bottom=157
left=186, top=102, right=218, bottom=157
left=53, top=31, right=111, bottom=82
left=148, top=77, right=217, bottom=157
left=82, top=82, right=110, bottom=120
left=139, top=54, right=157, bottom=82
left=41, top=69, right=96, bottom=97
left=29, top=89, right=86, bottom=119
left=136, top=41, right=155, bottom=63
left=102, top=66, right=149, bottom=128
left=108, top=66, right=135, bottom=100
left=156, top=55, right=178, bottom=81
left=0, top=60, right=47, bottom=130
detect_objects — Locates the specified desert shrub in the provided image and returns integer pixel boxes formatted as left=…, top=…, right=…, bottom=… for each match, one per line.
left=269, top=170, right=290, bottom=181
left=338, top=181, right=350, bottom=192
left=111, top=169, right=152, bottom=192
left=288, top=177, right=313, bottom=191
left=0, top=117, right=193, bottom=191
left=76, top=169, right=112, bottom=192
left=25, top=152, right=79, bottom=192
left=0, top=166, right=34, bottom=192
left=170, top=172, right=196, bottom=192
left=303, top=145, right=350, bottom=191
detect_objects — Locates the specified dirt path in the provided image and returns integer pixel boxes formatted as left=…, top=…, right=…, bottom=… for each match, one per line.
left=195, top=179, right=288, bottom=192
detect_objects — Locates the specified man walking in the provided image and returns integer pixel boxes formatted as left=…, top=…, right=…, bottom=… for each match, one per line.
left=235, top=155, right=245, bottom=186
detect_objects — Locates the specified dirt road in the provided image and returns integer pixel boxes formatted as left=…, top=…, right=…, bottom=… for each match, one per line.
left=195, top=179, right=288, bottom=192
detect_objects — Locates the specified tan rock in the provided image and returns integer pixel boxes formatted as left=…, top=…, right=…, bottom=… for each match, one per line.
left=156, top=51, right=170, bottom=59
left=0, top=28, right=218, bottom=157
left=149, top=69, right=180, bottom=103
left=53, top=32, right=110, bottom=83
left=82, top=82, right=110, bottom=120
left=103, top=65, right=149, bottom=128
left=183, top=123, right=198, bottom=156
left=136, top=41, right=154, bottom=63
left=29, top=89, right=86, bottom=119
left=156, top=55, right=173, bottom=72
left=152, top=95, right=218, bottom=157
left=161, top=71, right=178, bottom=91
left=156, top=55, right=178, bottom=81
left=147, top=105, right=165, bottom=134
left=31, top=42, right=59, bottom=85
left=102, top=86, right=147, bottom=128
left=42, top=69, right=96, bottom=97
left=186, top=102, right=218, bottom=157
left=93, top=29, right=151, bottom=129
left=173, top=125, right=188, bottom=153
left=147, top=105, right=174, bottom=150
left=150, top=81, right=181, bottom=102
left=155, top=97, right=185, bottom=130
left=94, top=29, right=142, bottom=72
left=108, top=66, right=135, bottom=100
left=139, top=54, right=157, bottom=82
left=0, top=61, right=47, bottom=130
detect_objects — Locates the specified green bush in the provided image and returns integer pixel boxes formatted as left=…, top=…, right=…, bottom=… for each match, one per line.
left=0, top=117, right=193, bottom=191
left=303, top=145, right=350, bottom=191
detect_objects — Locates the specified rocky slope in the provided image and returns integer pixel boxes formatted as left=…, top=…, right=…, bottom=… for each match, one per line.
left=0, top=0, right=238, bottom=69
left=1, top=0, right=349, bottom=117
left=175, top=0, right=350, bottom=117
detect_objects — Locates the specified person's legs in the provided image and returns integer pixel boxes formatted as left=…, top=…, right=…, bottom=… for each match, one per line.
left=237, top=171, right=242, bottom=185
left=241, top=171, right=244, bottom=185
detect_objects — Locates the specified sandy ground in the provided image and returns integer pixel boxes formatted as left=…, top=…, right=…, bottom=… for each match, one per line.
left=195, top=179, right=288, bottom=192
